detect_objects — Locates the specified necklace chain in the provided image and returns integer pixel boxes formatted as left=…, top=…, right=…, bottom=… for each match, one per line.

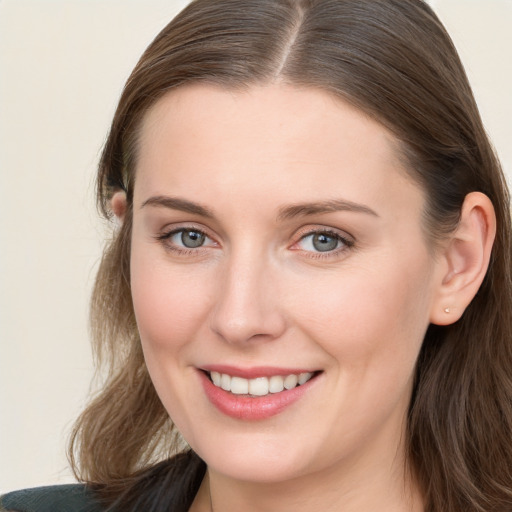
left=208, top=475, right=215, bottom=512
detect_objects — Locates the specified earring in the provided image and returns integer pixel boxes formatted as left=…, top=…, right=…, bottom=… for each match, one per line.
left=444, top=307, right=450, bottom=314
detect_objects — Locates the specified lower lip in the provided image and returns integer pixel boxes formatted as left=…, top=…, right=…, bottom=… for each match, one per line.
left=199, top=371, right=318, bottom=420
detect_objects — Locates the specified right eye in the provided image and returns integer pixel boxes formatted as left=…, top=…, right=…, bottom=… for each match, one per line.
left=158, top=228, right=216, bottom=252
left=172, top=229, right=206, bottom=248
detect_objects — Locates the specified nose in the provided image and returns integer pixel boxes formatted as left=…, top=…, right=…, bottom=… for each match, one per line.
left=209, top=251, right=287, bottom=345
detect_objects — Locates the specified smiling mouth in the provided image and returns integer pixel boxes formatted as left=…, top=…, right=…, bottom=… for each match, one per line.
left=205, top=370, right=319, bottom=397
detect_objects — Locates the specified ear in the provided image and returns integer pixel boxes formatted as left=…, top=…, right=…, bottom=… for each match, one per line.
left=430, top=192, right=496, bottom=326
left=110, top=190, right=127, bottom=223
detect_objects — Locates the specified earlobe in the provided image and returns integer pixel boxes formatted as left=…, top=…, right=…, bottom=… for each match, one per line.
left=430, top=192, right=496, bottom=326
left=110, top=190, right=128, bottom=223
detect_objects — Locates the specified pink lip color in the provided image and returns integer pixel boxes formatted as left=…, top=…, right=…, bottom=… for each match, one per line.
left=198, top=368, right=318, bottom=421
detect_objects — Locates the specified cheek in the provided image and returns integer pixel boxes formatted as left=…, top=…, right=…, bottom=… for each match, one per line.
left=293, top=255, right=433, bottom=378
left=129, top=246, right=215, bottom=438
left=130, top=247, right=213, bottom=355
left=287, top=261, right=433, bottom=451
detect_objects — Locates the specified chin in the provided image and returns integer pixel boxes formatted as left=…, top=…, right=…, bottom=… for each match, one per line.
left=208, top=456, right=305, bottom=483
left=190, top=428, right=319, bottom=483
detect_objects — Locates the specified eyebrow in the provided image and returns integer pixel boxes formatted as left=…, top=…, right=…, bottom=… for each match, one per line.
left=277, top=199, right=379, bottom=221
left=140, top=195, right=378, bottom=221
left=141, top=195, right=214, bottom=218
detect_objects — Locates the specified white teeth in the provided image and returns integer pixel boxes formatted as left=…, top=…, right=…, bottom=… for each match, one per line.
left=230, top=376, right=249, bottom=395
left=284, top=374, right=298, bottom=390
left=269, top=375, right=284, bottom=393
left=211, top=371, right=221, bottom=386
left=209, top=371, right=314, bottom=396
left=221, top=373, right=231, bottom=391
left=298, top=372, right=312, bottom=385
left=248, top=377, right=269, bottom=396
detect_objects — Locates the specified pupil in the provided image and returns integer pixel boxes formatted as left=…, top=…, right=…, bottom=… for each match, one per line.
left=181, top=230, right=205, bottom=248
left=312, top=233, right=338, bottom=252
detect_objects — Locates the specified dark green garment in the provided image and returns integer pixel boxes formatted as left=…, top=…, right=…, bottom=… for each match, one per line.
left=0, top=484, right=102, bottom=512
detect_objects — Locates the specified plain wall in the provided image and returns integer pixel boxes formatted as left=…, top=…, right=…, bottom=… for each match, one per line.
left=1, top=0, right=511, bottom=493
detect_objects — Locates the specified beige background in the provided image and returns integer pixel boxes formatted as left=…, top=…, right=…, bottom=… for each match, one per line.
left=1, top=0, right=511, bottom=493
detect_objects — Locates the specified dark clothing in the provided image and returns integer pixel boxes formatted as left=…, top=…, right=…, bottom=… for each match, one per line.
left=0, top=484, right=102, bottom=512
left=1, top=452, right=206, bottom=512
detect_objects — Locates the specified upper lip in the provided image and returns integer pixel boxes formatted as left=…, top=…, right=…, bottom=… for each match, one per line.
left=200, top=364, right=319, bottom=379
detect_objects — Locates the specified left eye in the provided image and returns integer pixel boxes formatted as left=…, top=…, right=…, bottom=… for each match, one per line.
left=297, top=231, right=347, bottom=253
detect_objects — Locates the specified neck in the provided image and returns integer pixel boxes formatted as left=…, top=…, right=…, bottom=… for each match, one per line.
left=191, top=451, right=424, bottom=512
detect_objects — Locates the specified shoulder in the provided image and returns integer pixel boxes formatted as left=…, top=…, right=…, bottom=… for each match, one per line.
left=0, top=484, right=103, bottom=512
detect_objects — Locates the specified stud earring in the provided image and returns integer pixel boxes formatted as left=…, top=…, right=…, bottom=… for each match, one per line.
left=444, top=307, right=450, bottom=314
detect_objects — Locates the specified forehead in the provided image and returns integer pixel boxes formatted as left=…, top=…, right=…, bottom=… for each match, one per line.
left=138, top=83, right=400, bottom=166
left=134, top=83, right=422, bottom=219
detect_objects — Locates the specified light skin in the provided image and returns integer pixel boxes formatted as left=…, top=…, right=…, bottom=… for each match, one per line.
left=112, top=83, right=495, bottom=512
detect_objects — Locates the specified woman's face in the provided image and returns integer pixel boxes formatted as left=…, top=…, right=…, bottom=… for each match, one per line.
left=130, top=84, right=444, bottom=484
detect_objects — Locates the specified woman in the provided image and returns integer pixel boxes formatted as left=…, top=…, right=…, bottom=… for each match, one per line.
left=2, top=0, right=511, bottom=511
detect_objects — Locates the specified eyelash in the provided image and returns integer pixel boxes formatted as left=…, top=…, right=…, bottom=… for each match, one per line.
left=156, top=226, right=355, bottom=259
left=291, top=228, right=355, bottom=259
left=156, top=226, right=216, bottom=255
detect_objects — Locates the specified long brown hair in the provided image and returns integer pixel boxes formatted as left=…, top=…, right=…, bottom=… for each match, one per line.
left=69, top=1, right=512, bottom=510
